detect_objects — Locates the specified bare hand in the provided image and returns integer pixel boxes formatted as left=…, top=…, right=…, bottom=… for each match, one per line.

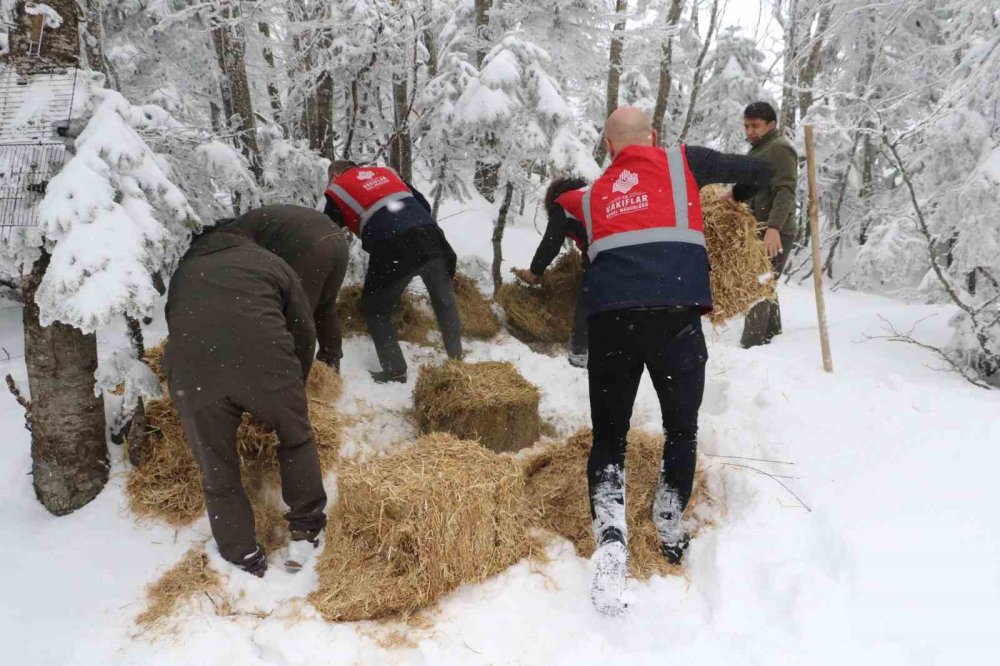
left=513, top=268, right=541, bottom=285
left=763, top=228, right=783, bottom=258
left=717, top=188, right=734, bottom=202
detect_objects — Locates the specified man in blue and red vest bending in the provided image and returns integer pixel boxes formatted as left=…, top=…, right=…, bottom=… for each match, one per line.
left=585, top=107, right=773, bottom=616
left=324, top=161, right=462, bottom=383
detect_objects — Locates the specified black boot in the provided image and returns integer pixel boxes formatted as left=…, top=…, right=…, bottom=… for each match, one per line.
left=370, top=369, right=407, bottom=384
left=238, top=544, right=268, bottom=578
left=661, top=534, right=690, bottom=566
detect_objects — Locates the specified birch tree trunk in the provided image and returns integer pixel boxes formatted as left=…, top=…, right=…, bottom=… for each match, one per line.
left=20, top=254, right=108, bottom=515
left=593, top=0, right=629, bottom=165
left=492, top=183, right=515, bottom=297
left=473, top=0, right=499, bottom=201
left=651, top=0, right=684, bottom=138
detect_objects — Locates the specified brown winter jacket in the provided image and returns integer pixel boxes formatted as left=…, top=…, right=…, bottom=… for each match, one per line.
left=734, top=129, right=799, bottom=237
left=162, top=230, right=316, bottom=411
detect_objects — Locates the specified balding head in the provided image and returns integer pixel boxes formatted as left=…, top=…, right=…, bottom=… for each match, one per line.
left=603, top=107, right=658, bottom=160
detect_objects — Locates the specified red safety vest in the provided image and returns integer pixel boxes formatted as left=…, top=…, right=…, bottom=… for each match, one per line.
left=554, top=188, right=588, bottom=251
left=582, top=145, right=704, bottom=261
left=324, top=166, right=413, bottom=237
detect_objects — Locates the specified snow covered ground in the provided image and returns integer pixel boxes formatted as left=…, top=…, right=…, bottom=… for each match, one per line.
left=2, top=201, right=998, bottom=665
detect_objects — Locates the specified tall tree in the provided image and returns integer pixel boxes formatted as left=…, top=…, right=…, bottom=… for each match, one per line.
left=651, top=0, right=685, bottom=138
left=678, top=0, right=720, bottom=142
left=593, top=0, right=629, bottom=165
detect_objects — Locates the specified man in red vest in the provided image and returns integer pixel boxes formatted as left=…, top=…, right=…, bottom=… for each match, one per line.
left=584, top=107, right=773, bottom=616
left=324, top=161, right=462, bottom=383
left=513, top=176, right=590, bottom=367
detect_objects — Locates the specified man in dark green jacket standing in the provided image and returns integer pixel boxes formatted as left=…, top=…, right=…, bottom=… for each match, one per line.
left=733, top=102, right=799, bottom=348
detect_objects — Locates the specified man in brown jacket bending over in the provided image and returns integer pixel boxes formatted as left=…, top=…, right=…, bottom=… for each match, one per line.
left=163, top=227, right=327, bottom=577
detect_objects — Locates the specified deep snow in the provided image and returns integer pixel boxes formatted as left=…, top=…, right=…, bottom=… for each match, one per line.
left=1, top=198, right=998, bottom=665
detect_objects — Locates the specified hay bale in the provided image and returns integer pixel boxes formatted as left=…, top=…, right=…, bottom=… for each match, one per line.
left=126, top=364, right=342, bottom=528
left=701, top=186, right=777, bottom=325
left=495, top=250, right=583, bottom=344
left=136, top=548, right=225, bottom=629
left=453, top=272, right=500, bottom=339
left=336, top=283, right=434, bottom=343
left=308, top=433, right=539, bottom=621
left=523, top=429, right=721, bottom=579
left=413, top=360, right=541, bottom=453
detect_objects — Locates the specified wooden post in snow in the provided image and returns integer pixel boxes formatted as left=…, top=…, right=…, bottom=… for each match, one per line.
left=804, top=125, right=833, bottom=373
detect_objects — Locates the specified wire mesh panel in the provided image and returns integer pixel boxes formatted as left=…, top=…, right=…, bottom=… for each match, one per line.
left=0, top=67, right=79, bottom=143
left=0, top=142, right=67, bottom=240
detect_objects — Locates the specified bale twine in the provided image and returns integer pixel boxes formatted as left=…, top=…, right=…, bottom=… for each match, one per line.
left=308, top=433, right=539, bottom=621
left=522, top=429, right=722, bottom=579
left=413, top=360, right=541, bottom=453
left=701, top=186, right=777, bottom=325
left=336, top=284, right=434, bottom=343
left=453, top=272, right=500, bottom=339
left=495, top=250, right=583, bottom=344
left=126, top=361, right=343, bottom=533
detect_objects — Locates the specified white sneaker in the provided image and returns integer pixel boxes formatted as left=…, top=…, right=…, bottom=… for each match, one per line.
left=590, top=540, right=628, bottom=617
left=283, top=532, right=321, bottom=573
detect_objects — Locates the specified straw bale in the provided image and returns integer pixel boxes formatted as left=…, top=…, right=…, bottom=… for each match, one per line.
left=495, top=250, right=583, bottom=344
left=452, top=272, right=500, bottom=339
left=701, top=186, right=777, bottom=325
left=126, top=364, right=342, bottom=528
left=136, top=548, right=225, bottom=629
left=522, top=429, right=721, bottom=579
left=413, top=360, right=541, bottom=453
left=337, top=284, right=434, bottom=343
left=308, top=433, right=539, bottom=621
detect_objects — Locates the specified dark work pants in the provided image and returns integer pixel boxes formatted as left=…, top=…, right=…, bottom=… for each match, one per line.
left=289, top=235, right=349, bottom=366
left=177, top=385, right=328, bottom=563
left=361, top=256, right=463, bottom=375
left=741, top=231, right=795, bottom=349
left=587, top=308, right=707, bottom=546
left=571, top=292, right=589, bottom=355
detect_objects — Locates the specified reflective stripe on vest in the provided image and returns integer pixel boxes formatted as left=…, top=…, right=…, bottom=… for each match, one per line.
left=585, top=145, right=701, bottom=262
left=328, top=186, right=412, bottom=235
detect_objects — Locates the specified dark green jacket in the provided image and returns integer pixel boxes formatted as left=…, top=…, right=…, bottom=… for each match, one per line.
left=163, top=231, right=316, bottom=411
left=735, top=129, right=799, bottom=236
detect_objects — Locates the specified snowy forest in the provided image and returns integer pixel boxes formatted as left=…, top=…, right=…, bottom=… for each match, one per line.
left=1, top=0, right=999, bottom=663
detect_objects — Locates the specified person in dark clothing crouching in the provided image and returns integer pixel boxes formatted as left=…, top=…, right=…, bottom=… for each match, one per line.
left=324, top=160, right=462, bottom=383
left=583, top=107, right=774, bottom=616
left=162, top=227, right=327, bottom=577
left=231, top=204, right=349, bottom=371
left=513, top=176, right=591, bottom=368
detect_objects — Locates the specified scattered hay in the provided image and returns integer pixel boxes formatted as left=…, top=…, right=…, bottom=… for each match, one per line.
left=413, top=360, right=541, bottom=453
left=522, top=429, right=722, bottom=579
left=452, top=272, right=500, bottom=339
left=337, top=284, right=435, bottom=343
left=126, top=364, right=342, bottom=529
left=135, top=548, right=225, bottom=629
left=701, top=186, right=777, bottom=325
left=144, top=343, right=165, bottom=383
left=495, top=250, right=583, bottom=344
left=309, top=433, right=540, bottom=621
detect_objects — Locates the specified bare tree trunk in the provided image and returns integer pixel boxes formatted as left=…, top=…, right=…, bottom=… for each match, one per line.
left=81, top=0, right=121, bottom=90
left=474, top=0, right=492, bottom=69
left=20, top=253, right=108, bottom=515
left=257, top=21, right=284, bottom=122
left=211, top=1, right=262, bottom=182
left=797, top=4, right=833, bottom=119
left=779, top=0, right=800, bottom=134
left=473, top=0, right=499, bottom=201
left=651, top=0, right=685, bottom=139
left=390, top=78, right=413, bottom=181
left=492, top=183, right=515, bottom=297
left=593, top=0, right=630, bottom=165
left=678, top=0, right=721, bottom=142
left=311, top=71, right=336, bottom=160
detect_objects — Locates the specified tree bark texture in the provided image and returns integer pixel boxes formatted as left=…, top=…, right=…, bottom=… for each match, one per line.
left=678, top=0, right=720, bottom=143
left=211, top=2, right=262, bottom=181
left=593, top=0, right=630, bottom=165
left=779, top=0, right=800, bottom=134
left=492, top=183, right=515, bottom=297
left=651, top=0, right=684, bottom=138
left=473, top=0, right=499, bottom=200
left=257, top=21, right=284, bottom=121
left=390, top=78, right=413, bottom=181
left=797, top=4, right=832, bottom=118
left=22, top=254, right=108, bottom=516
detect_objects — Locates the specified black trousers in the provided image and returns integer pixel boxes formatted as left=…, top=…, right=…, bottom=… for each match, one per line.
left=741, top=231, right=795, bottom=348
left=288, top=235, right=349, bottom=366
left=571, top=292, right=589, bottom=355
left=587, top=307, right=707, bottom=546
left=361, top=256, right=463, bottom=375
left=177, top=385, right=328, bottom=563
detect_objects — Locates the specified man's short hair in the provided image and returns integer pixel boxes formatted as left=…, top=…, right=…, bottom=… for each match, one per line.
left=328, top=160, right=358, bottom=179
left=744, top=102, right=777, bottom=124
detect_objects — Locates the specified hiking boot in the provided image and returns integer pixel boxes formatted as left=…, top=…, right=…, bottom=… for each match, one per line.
left=568, top=352, right=588, bottom=369
left=661, top=534, right=691, bottom=566
left=590, top=540, right=628, bottom=617
left=239, top=544, right=268, bottom=578
left=283, top=531, right=322, bottom=573
left=370, top=369, right=407, bottom=384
